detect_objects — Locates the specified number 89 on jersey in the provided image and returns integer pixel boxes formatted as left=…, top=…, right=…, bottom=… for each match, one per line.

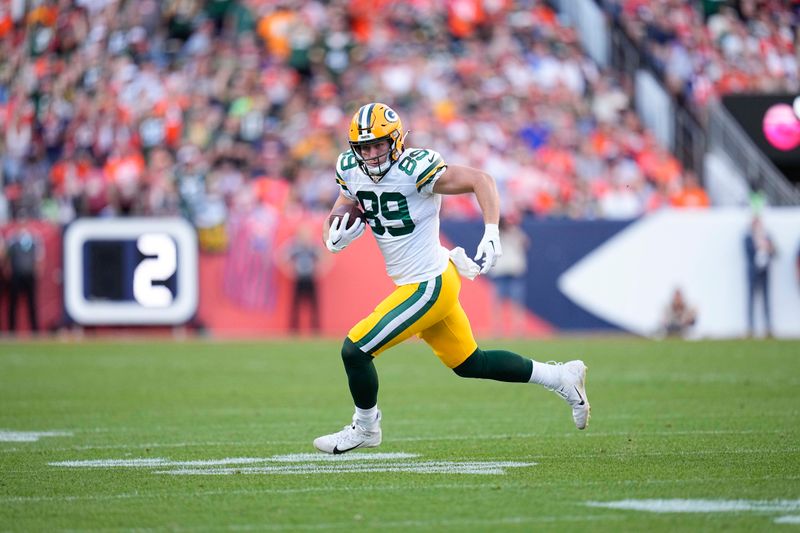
left=63, top=218, right=199, bottom=325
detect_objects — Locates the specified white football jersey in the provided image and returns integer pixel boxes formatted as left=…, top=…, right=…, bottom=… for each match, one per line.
left=335, top=147, right=450, bottom=285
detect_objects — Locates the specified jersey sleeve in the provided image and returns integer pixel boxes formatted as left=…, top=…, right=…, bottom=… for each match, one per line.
left=335, top=152, right=357, bottom=200
left=412, top=149, right=447, bottom=196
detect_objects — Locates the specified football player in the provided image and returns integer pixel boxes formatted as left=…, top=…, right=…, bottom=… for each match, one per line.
left=314, top=103, right=590, bottom=454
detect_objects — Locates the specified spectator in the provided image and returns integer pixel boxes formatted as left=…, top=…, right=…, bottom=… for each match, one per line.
left=6, top=228, right=42, bottom=333
left=660, top=287, right=698, bottom=338
left=744, top=214, right=777, bottom=338
left=275, top=224, right=329, bottom=335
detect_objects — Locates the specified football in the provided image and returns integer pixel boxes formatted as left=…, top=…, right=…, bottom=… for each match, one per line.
left=328, top=203, right=366, bottom=230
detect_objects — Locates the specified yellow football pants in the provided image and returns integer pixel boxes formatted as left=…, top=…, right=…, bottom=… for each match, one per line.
left=347, top=261, right=478, bottom=368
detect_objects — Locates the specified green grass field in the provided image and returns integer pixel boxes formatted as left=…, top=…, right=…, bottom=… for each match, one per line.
left=1, top=338, right=799, bottom=532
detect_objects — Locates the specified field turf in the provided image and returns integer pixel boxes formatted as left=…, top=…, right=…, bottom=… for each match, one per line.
left=1, top=338, right=799, bottom=532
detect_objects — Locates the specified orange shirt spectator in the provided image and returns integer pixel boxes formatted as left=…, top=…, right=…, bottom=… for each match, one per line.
left=671, top=186, right=710, bottom=208
left=104, top=150, right=145, bottom=187
left=670, top=174, right=710, bottom=208
left=153, top=99, right=186, bottom=149
left=51, top=157, right=92, bottom=196
left=27, top=5, right=57, bottom=27
left=257, top=9, right=296, bottom=60
left=637, top=147, right=682, bottom=186
left=531, top=189, right=558, bottom=216
left=536, top=145, right=575, bottom=179
left=447, top=0, right=485, bottom=39
left=589, top=127, right=616, bottom=159
left=531, top=4, right=558, bottom=28
left=349, top=0, right=390, bottom=43
left=0, top=7, right=12, bottom=39
left=716, top=68, right=752, bottom=95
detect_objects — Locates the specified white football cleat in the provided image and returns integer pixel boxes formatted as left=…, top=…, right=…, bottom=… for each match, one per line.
left=552, top=360, right=591, bottom=430
left=313, top=411, right=382, bottom=454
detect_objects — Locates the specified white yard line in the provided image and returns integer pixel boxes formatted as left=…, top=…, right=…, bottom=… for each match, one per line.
left=49, top=454, right=418, bottom=468
left=158, top=460, right=535, bottom=476
left=586, top=498, right=800, bottom=513
left=0, top=430, right=73, bottom=442
left=48, top=454, right=535, bottom=476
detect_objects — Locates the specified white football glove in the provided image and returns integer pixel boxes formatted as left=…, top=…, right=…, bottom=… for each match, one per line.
left=474, top=223, right=503, bottom=275
left=325, top=212, right=366, bottom=253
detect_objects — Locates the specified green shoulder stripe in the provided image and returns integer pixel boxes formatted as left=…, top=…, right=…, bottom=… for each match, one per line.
left=415, top=158, right=445, bottom=191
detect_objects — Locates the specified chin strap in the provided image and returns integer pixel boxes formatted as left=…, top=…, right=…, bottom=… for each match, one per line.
left=366, top=159, right=394, bottom=182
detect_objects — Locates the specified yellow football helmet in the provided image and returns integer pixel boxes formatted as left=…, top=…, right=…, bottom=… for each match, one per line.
left=348, top=103, right=405, bottom=181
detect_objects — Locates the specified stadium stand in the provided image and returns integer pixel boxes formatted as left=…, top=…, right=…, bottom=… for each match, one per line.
left=0, top=0, right=713, bottom=229
left=603, top=0, right=799, bottom=110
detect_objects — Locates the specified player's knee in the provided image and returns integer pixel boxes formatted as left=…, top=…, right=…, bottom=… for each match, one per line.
left=452, top=348, right=485, bottom=378
left=341, top=338, right=373, bottom=369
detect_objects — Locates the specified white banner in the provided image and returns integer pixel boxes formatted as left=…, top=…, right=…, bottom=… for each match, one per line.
left=559, top=208, right=800, bottom=338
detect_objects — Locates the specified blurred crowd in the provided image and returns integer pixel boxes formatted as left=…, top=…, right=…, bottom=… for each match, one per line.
left=605, top=0, right=800, bottom=110
left=0, top=0, right=740, bottom=238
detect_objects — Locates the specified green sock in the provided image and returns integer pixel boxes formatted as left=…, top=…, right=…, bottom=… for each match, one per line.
left=452, top=348, right=533, bottom=383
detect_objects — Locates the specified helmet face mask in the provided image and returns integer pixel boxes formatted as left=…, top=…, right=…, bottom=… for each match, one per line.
left=348, top=103, right=405, bottom=182
left=352, top=138, right=393, bottom=176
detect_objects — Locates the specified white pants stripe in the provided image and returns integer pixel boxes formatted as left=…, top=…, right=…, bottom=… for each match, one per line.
left=358, top=280, right=438, bottom=353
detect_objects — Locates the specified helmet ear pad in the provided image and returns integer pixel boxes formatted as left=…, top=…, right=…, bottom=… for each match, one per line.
left=389, top=129, right=403, bottom=163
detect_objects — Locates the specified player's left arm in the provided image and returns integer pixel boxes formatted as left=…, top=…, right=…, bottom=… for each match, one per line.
left=323, top=191, right=365, bottom=254
left=432, top=164, right=502, bottom=274
left=323, top=192, right=359, bottom=244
